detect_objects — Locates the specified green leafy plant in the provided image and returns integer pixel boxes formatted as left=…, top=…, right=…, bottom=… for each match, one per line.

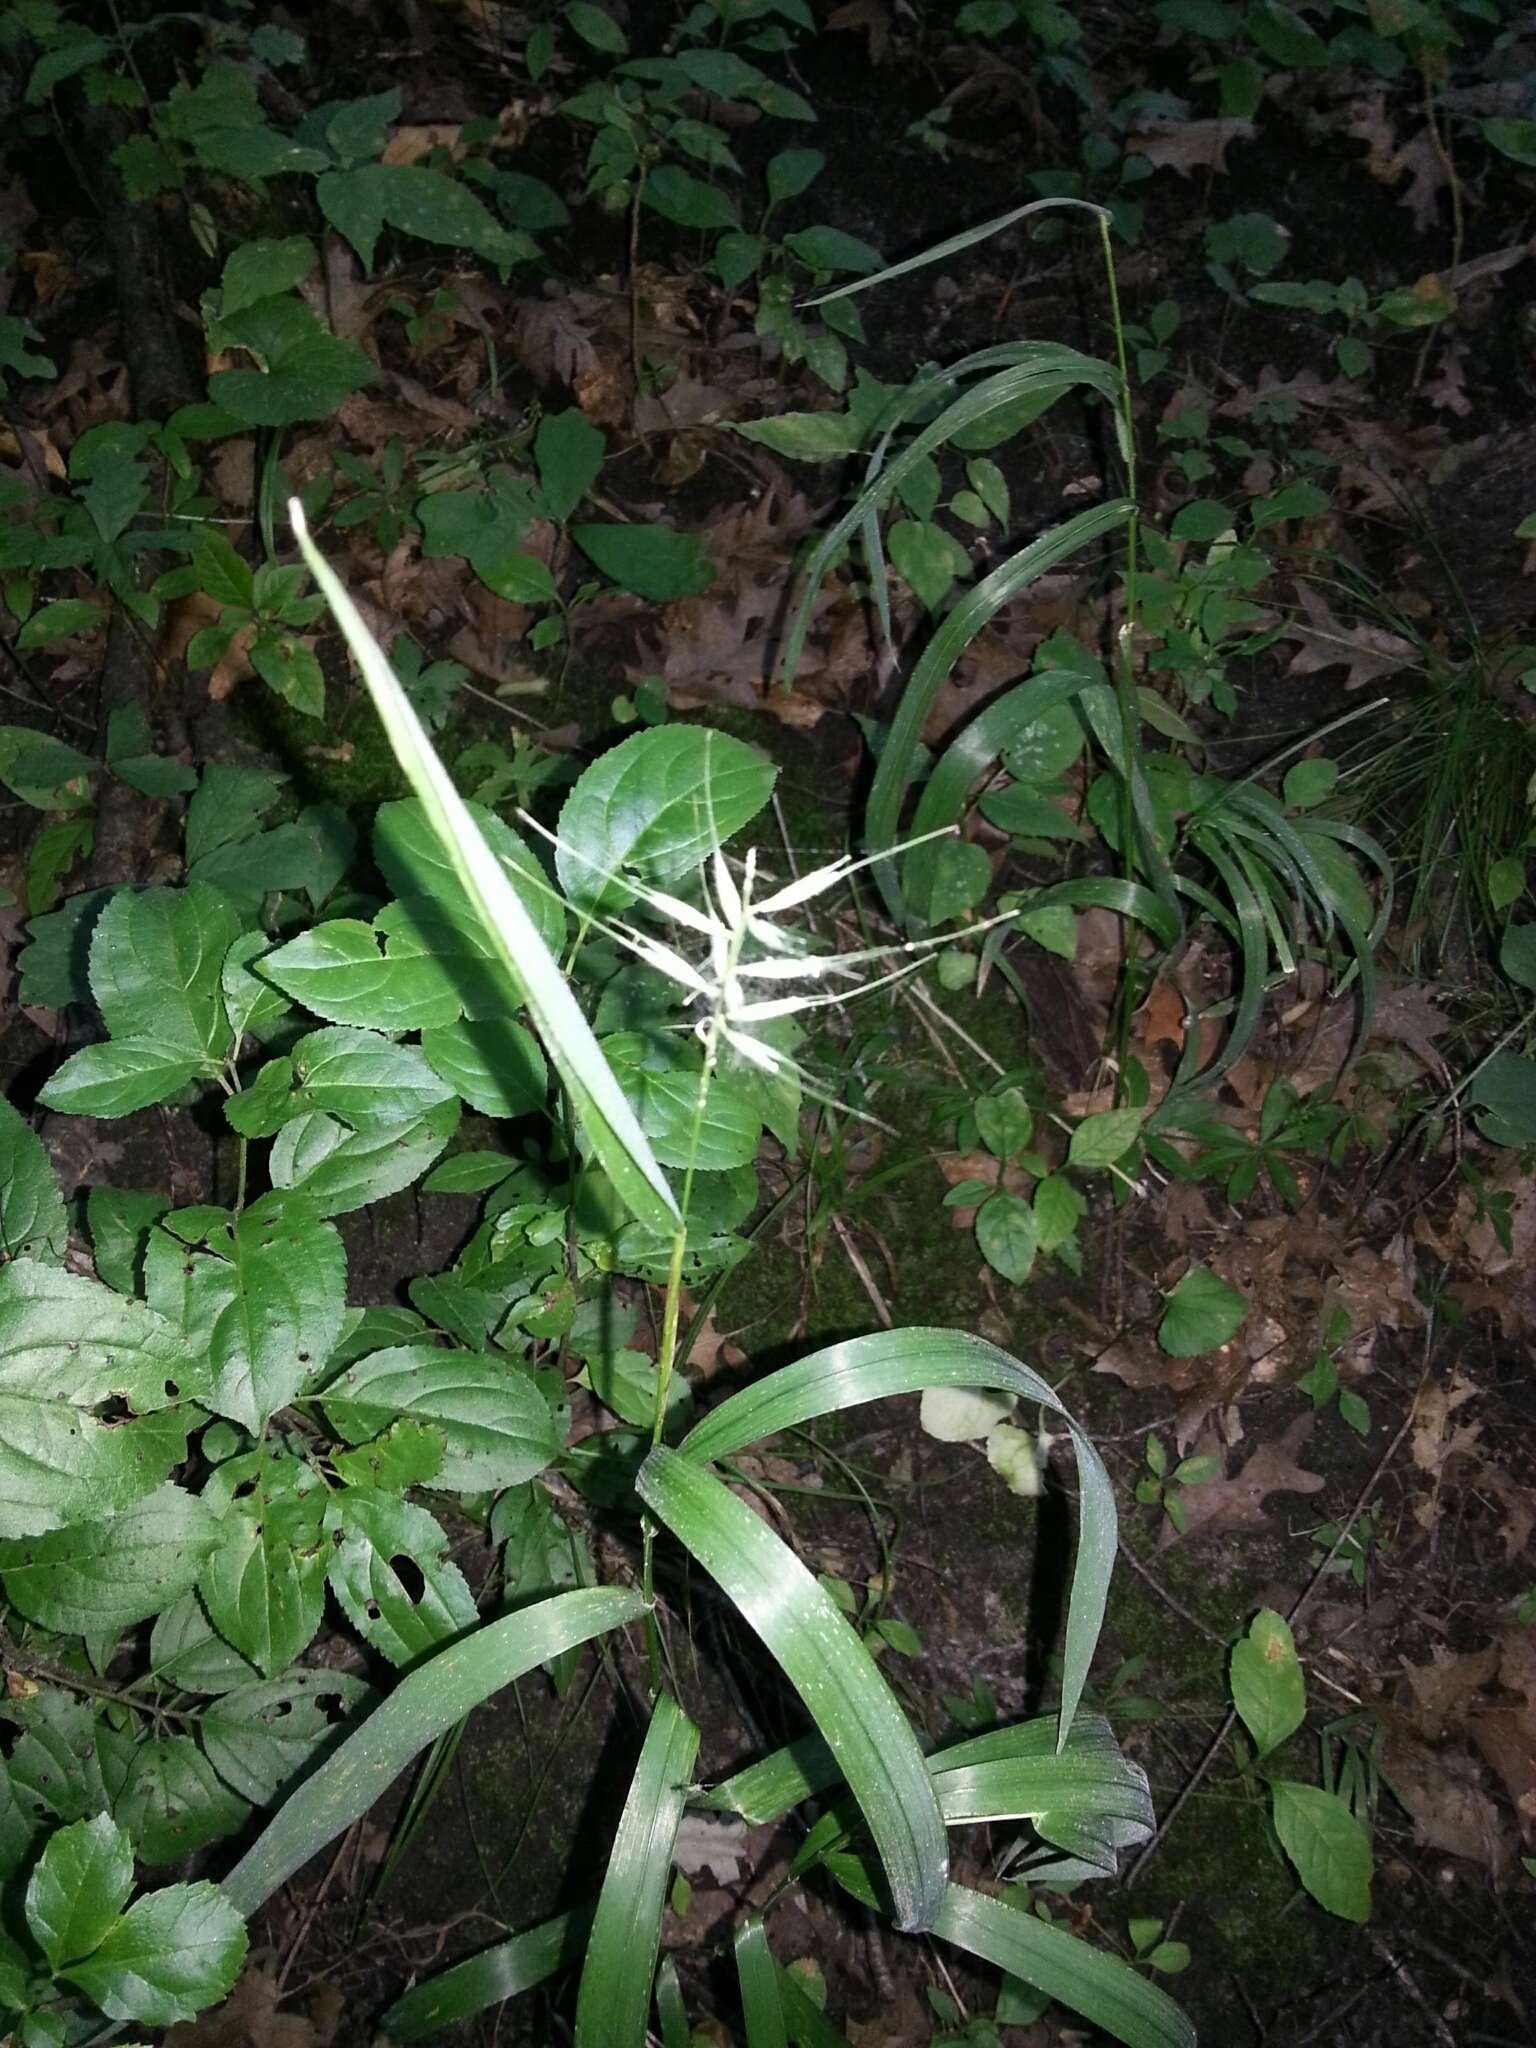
left=1229, top=1608, right=1373, bottom=1923
left=1134, top=1432, right=1219, bottom=1535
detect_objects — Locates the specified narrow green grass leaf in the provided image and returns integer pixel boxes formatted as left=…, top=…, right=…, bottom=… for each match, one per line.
left=673, top=1329, right=1113, bottom=1748
left=807, top=197, right=1110, bottom=307
left=222, top=1588, right=642, bottom=1914
left=655, top=1956, right=690, bottom=2048
left=288, top=502, right=678, bottom=1232
left=637, top=1447, right=947, bottom=1932
left=933, top=1883, right=1195, bottom=2048
left=383, top=1904, right=594, bottom=2041
left=736, top=1916, right=788, bottom=2048
left=779, top=1967, right=853, bottom=2045
left=573, top=1693, right=699, bottom=2048
left=865, top=502, right=1134, bottom=919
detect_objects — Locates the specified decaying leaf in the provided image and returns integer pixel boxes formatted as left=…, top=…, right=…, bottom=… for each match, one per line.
left=1168, top=1416, right=1325, bottom=1540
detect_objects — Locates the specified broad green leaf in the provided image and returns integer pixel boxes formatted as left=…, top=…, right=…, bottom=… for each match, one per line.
left=15, top=601, right=108, bottom=653
left=1246, top=0, right=1327, bottom=67
left=637, top=1447, right=947, bottom=1931
left=1466, top=1050, right=1536, bottom=1146
left=642, top=164, right=739, bottom=231
left=570, top=522, right=715, bottom=601
left=268, top=1101, right=461, bottom=1215
left=200, top=1454, right=327, bottom=1675
left=674, top=1329, right=1113, bottom=1745
left=88, top=883, right=240, bottom=1055
left=219, top=236, right=316, bottom=318
left=318, top=164, right=527, bottom=273
left=1283, top=757, right=1338, bottom=810
left=888, top=518, right=961, bottom=613
left=324, top=1487, right=480, bottom=1665
left=1270, top=1780, right=1372, bottom=1921
left=290, top=1025, right=458, bottom=1128
left=1034, top=1173, right=1084, bottom=1251
left=1158, top=1263, right=1248, bottom=1357
left=919, top=1385, right=1015, bottom=1443
left=0, top=1484, right=218, bottom=1635
left=767, top=148, right=824, bottom=206
left=784, top=226, right=883, bottom=274
left=556, top=725, right=775, bottom=912
left=574, top=1693, right=700, bottom=2047
left=0, top=1262, right=206, bottom=1537
left=605, top=1036, right=761, bottom=1169
left=258, top=919, right=461, bottom=1030
left=332, top=1416, right=445, bottom=1492
left=204, top=1191, right=346, bottom=1431
left=976, top=1192, right=1038, bottom=1284
left=211, top=293, right=374, bottom=425
left=290, top=505, right=678, bottom=1232
left=384, top=1907, right=595, bottom=2042
left=1484, top=115, right=1536, bottom=167
left=114, top=1737, right=250, bottom=1865
left=732, top=412, right=865, bottom=461
left=25, top=1813, right=133, bottom=1968
left=1229, top=1608, right=1305, bottom=1759
left=321, top=1345, right=560, bottom=1491
left=0, top=1095, right=67, bottom=1262
left=149, top=1594, right=258, bottom=1695
left=222, top=1587, right=644, bottom=1913
left=567, top=1, right=627, bottom=52
left=200, top=1671, right=373, bottom=1805
left=38, top=1038, right=209, bottom=1117
left=420, top=1014, right=548, bottom=1117
left=932, top=1884, right=1193, bottom=2048
left=536, top=407, right=605, bottom=523
left=1068, top=1106, right=1147, bottom=1169
left=64, top=1882, right=247, bottom=2026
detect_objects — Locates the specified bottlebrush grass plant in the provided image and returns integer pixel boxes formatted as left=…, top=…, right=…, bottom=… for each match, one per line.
left=0, top=513, right=1191, bottom=2048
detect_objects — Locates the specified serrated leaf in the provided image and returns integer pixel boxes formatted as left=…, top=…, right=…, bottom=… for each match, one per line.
left=556, top=726, right=775, bottom=912
left=201, top=1670, right=372, bottom=1805
left=114, top=1738, right=250, bottom=1865
left=605, top=1037, right=762, bottom=1170
left=290, top=1025, right=458, bottom=1128
left=0, top=1484, right=219, bottom=1634
left=87, top=884, right=241, bottom=1056
left=1270, top=1780, right=1371, bottom=1921
left=1158, top=1263, right=1248, bottom=1357
left=0, top=1096, right=68, bottom=1262
left=322, top=1345, right=560, bottom=1491
left=1230, top=1608, right=1305, bottom=1759
left=317, top=163, right=525, bottom=273
left=200, top=1191, right=345, bottom=1432
left=0, top=1262, right=207, bottom=1537
left=1068, top=1105, right=1147, bottom=1169
left=149, top=1594, right=259, bottom=1695
left=25, top=1813, right=133, bottom=1968
left=39, top=1039, right=210, bottom=1118
left=420, top=1014, right=548, bottom=1117
left=332, top=1416, right=445, bottom=1491
left=200, top=1454, right=327, bottom=1675
left=324, top=1487, right=480, bottom=1665
left=268, top=1102, right=460, bottom=1216
left=219, top=237, right=316, bottom=318
left=64, top=1882, right=247, bottom=2026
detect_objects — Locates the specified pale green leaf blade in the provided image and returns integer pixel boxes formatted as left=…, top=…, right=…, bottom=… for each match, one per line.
left=289, top=502, right=678, bottom=1232
left=573, top=1694, right=700, bottom=2048
left=1158, top=1263, right=1248, bottom=1357
left=636, top=1446, right=947, bottom=1932
left=673, top=1328, right=1114, bottom=1745
left=200, top=1671, right=373, bottom=1806
left=258, top=919, right=461, bottom=1031
left=1229, top=1608, right=1305, bottom=1759
left=222, top=1587, right=643, bottom=1914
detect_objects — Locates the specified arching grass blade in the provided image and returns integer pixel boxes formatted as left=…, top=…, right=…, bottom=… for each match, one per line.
left=672, top=1329, right=1113, bottom=1746
left=636, top=1446, right=947, bottom=1932
left=736, top=1915, right=788, bottom=2048
left=288, top=502, right=678, bottom=1232
left=382, top=1903, right=594, bottom=2042
left=223, top=1588, right=643, bottom=1915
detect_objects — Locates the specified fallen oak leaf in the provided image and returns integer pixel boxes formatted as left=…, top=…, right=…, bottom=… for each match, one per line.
left=1166, top=1415, right=1324, bottom=1541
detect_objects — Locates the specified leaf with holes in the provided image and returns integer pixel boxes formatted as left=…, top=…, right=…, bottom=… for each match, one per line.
left=0, top=1262, right=207, bottom=1538
left=200, top=1453, right=328, bottom=1676
left=324, top=1487, right=480, bottom=1665
left=203, top=1191, right=346, bottom=1432
left=201, top=1670, right=373, bottom=1806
